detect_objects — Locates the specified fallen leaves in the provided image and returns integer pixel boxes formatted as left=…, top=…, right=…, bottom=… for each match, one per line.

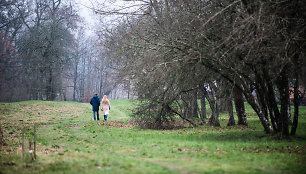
left=175, top=146, right=229, bottom=154
left=97, top=121, right=136, bottom=128
left=239, top=145, right=306, bottom=154
left=201, top=148, right=209, bottom=152
left=68, top=123, right=83, bottom=128
left=178, top=148, right=189, bottom=152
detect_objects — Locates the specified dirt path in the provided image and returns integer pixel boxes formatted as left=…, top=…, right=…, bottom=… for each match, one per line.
left=82, top=103, right=91, bottom=108
left=82, top=103, right=127, bottom=120
left=114, top=106, right=127, bottom=119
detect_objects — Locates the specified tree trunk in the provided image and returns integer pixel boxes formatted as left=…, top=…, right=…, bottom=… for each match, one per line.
left=291, top=86, right=299, bottom=135
left=218, top=98, right=228, bottom=113
left=73, top=62, right=78, bottom=101
left=277, top=69, right=290, bottom=136
left=182, top=94, right=192, bottom=118
left=191, top=90, right=198, bottom=118
left=287, top=101, right=292, bottom=125
left=241, top=85, right=273, bottom=133
left=200, top=89, right=207, bottom=124
left=99, top=68, right=104, bottom=98
left=80, top=56, right=86, bottom=101
left=233, top=86, right=247, bottom=125
left=265, top=77, right=279, bottom=132
left=127, top=81, right=130, bottom=99
left=208, top=99, right=220, bottom=126
left=291, top=54, right=300, bottom=135
left=46, top=68, right=53, bottom=100
left=203, top=87, right=220, bottom=127
left=255, top=89, right=269, bottom=122
left=227, top=98, right=235, bottom=126
left=62, top=88, right=66, bottom=101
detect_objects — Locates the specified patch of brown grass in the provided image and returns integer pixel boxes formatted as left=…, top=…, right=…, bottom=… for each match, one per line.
left=0, top=101, right=86, bottom=159
left=97, top=120, right=136, bottom=128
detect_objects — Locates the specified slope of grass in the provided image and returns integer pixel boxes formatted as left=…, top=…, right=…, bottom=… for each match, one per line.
left=0, top=100, right=305, bottom=174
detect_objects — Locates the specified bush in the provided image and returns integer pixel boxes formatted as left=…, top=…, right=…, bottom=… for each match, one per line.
left=131, top=100, right=177, bottom=129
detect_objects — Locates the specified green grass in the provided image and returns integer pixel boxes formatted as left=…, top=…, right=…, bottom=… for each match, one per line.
left=0, top=100, right=306, bottom=174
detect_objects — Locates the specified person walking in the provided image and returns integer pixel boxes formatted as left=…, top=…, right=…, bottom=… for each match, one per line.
left=90, top=93, right=100, bottom=120
left=101, top=95, right=111, bottom=121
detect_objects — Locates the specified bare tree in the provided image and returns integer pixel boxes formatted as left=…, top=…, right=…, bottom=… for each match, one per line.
left=16, top=0, right=78, bottom=100
left=94, top=0, right=306, bottom=136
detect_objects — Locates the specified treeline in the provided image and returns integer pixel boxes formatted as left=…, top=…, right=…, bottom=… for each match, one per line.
left=102, top=0, right=306, bottom=136
left=0, top=0, right=115, bottom=102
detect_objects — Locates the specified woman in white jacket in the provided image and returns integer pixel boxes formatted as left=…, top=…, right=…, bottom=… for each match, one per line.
left=101, top=95, right=111, bottom=121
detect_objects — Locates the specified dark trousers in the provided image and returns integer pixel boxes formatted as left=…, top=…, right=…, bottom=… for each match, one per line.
left=93, top=110, right=99, bottom=120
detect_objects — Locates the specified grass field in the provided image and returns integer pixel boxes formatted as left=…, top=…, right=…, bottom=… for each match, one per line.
left=0, top=100, right=306, bottom=174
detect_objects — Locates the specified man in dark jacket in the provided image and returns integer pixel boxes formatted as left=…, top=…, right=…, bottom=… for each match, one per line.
left=90, top=94, right=100, bottom=120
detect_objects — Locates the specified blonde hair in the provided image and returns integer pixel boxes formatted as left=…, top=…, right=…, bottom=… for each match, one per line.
left=102, top=95, right=109, bottom=105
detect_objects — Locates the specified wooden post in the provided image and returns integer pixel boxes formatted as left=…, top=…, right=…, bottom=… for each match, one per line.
left=33, top=125, right=36, bottom=160
left=22, top=127, right=25, bottom=160
left=33, top=124, right=36, bottom=159
left=0, top=123, right=7, bottom=146
left=29, top=139, right=33, bottom=160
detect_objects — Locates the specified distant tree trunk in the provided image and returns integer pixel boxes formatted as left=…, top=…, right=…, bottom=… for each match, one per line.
left=127, top=81, right=130, bottom=99
left=73, top=62, right=78, bottom=101
left=227, top=99, right=235, bottom=126
left=203, top=87, right=220, bottom=127
left=255, top=89, right=269, bottom=123
left=99, top=77, right=103, bottom=97
left=233, top=86, right=247, bottom=125
left=182, top=94, right=192, bottom=118
left=242, top=88, right=273, bottom=133
left=99, top=68, right=103, bottom=97
left=191, top=90, right=198, bottom=118
left=32, top=86, right=38, bottom=100
left=277, top=68, right=290, bottom=136
left=291, top=54, right=300, bottom=135
left=199, top=89, right=207, bottom=124
left=264, top=74, right=279, bottom=131
left=46, top=68, right=53, bottom=100
left=291, top=76, right=299, bottom=135
left=38, top=74, right=44, bottom=100
left=62, top=88, right=66, bottom=101
left=208, top=99, right=220, bottom=126
left=79, top=56, right=86, bottom=101
left=287, top=100, right=292, bottom=125
left=218, top=98, right=228, bottom=113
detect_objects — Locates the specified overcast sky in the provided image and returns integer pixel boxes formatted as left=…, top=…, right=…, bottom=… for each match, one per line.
left=75, top=0, right=97, bottom=36
left=75, top=0, right=142, bottom=36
